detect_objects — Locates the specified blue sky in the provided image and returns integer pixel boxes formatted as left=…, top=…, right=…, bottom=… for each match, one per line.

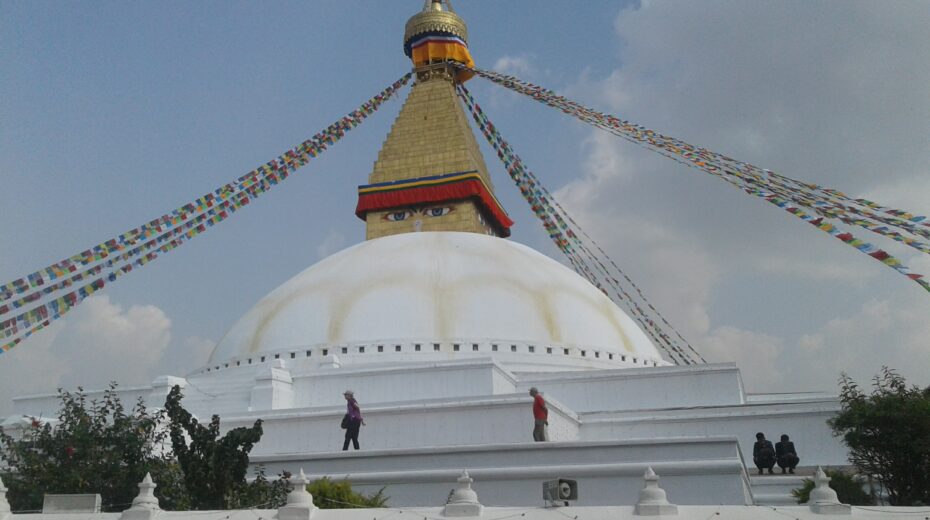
left=2, top=1, right=929, bottom=414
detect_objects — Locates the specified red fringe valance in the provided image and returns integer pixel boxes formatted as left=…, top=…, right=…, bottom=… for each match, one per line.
left=356, top=178, right=513, bottom=236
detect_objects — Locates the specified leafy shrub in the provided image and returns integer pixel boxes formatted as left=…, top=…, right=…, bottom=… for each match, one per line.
left=308, top=477, right=387, bottom=509
left=792, top=469, right=874, bottom=505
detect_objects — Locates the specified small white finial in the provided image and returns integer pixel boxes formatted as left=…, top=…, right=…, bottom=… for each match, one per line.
left=286, top=469, right=314, bottom=506
left=279, top=469, right=317, bottom=520
left=119, top=473, right=161, bottom=520
left=810, top=467, right=838, bottom=503
left=457, top=471, right=473, bottom=486
left=133, top=473, right=160, bottom=510
left=635, top=467, right=678, bottom=516
left=808, top=467, right=851, bottom=515
left=444, top=470, right=482, bottom=517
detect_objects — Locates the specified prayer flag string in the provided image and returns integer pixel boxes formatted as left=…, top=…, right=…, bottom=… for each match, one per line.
left=0, top=74, right=412, bottom=305
left=457, top=83, right=702, bottom=365
left=457, top=65, right=930, bottom=244
left=456, top=65, right=930, bottom=294
left=0, top=73, right=413, bottom=354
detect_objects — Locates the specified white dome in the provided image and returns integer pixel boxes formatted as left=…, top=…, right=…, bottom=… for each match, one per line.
left=207, top=232, right=665, bottom=368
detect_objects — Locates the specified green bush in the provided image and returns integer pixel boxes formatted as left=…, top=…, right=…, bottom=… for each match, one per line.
left=308, top=477, right=387, bottom=509
left=792, top=470, right=874, bottom=505
left=229, top=466, right=290, bottom=509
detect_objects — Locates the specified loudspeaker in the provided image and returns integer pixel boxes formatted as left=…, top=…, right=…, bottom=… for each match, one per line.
left=542, top=479, right=578, bottom=503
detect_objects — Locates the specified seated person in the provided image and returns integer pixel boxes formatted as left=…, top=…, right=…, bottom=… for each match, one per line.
left=775, top=434, right=800, bottom=474
left=753, top=432, right=776, bottom=475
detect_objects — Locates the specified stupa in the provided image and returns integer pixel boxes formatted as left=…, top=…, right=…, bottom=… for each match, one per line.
left=6, top=0, right=850, bottom=507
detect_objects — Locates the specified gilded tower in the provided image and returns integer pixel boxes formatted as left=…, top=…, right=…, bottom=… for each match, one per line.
left=355, top=0, right=512, bottom=240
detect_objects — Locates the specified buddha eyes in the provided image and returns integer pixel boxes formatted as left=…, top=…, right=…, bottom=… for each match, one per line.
left=384, top=210, right=414, bottom=221
left=423, top=206, right=453, bottom=217
left=382, top=206, right=454, bottom=221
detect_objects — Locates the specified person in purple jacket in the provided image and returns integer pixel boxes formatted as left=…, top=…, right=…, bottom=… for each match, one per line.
left=342, top=390, right=364, bottom=450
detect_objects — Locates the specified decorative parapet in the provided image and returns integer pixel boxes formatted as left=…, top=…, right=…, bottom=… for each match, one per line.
left=443, top=470, right=483, bottom=517
left=278, top=469, right=316, bottom=520
left=808, top=467, right=851, bottom=515
left=634, top=467, right=678, bottom=516
left=120, top=473, right=161, bottom=520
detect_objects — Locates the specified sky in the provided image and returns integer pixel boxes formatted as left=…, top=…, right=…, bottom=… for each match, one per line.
left=1, top=1, right=929, bottom=416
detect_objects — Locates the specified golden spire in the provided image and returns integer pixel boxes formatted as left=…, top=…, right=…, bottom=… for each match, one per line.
left=403, top=0, right=475, bottom=83
left=355, top=1, right=510, bottom=240
left=404, top=0, right=468, bottom=47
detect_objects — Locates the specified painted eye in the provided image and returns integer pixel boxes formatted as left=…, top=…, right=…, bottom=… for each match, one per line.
left=422, top=206, right=453, bottom=217
left=383, top=210, right=413, bottom=221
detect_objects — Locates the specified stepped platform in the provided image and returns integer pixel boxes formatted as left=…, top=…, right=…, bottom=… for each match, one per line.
left=750, top=472, right=808, bottom=505
left=250, top=437, right=753, bottom=507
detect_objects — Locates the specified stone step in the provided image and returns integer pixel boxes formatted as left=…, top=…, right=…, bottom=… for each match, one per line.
left=749, top=473, right=808, bottom=506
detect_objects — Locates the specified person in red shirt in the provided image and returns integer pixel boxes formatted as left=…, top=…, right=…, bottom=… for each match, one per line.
left=529, top=387, right=548, bottom=441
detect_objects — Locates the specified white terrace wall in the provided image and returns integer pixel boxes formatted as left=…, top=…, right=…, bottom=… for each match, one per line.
left=288, top=359, right=517, bottom=408
left=580, top=398, right=845, bottom=467
left=515, top=364, right=747, bottom=412
left=250, top=437, right=752, bottom=506
left=221, top=394, right=579, bottom=456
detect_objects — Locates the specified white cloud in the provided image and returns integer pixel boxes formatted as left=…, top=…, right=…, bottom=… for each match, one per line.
left=488, top=54, right=543, bottom=108
left=577, top=131, right=636, bottom=187
left=700, top=296, right=930, bottom=394
left=791, top=298, right=930, bottom=390
left=756, top=256, right=869, bottom=284
left=907, top=253, right=930, bottom=282
left=553, top=177, right=720, bottom=338
left=546, top=0, right=930, bottom=392
left=163, top=336, right=215, bottom=376
left=62, top=295, right=171, bottom=386
left=699, top=326, right=784, bottom=390
left=0, top=321, right=69, bottom=406
left=862, top=175, right=930, bottom=223
left=492, top=54, right=537, bottom=77
left=0, top=295, right=179, bottom=416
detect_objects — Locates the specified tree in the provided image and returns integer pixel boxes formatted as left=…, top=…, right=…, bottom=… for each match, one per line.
left=828, top=367, right=930, bottom=505
left=164, top=385, right=264, bottom=510
left=791, top=469, right=874, bottom=505
left=0, top=384, right=184, bottom=512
